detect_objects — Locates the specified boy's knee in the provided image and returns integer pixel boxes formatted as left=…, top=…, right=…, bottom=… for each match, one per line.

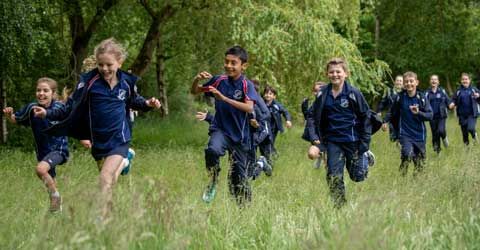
left=35, top=162, right=49, bottom=176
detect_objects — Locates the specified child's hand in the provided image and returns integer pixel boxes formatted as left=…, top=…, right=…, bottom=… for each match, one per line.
left=409, top=104, right=419, bottom=114
left=208, top=87, right=226, bottom=101
left=195, top=71, right=213, bottom=81
left=474, top=92, right=480, bottom=99
left=313, top=140, right=321, bottom=145
left=195, top=111, right=208, bottom=121
left=80, top=140, right=92, bottom=149
left=3, top=107, right=15, bottom=122
left=286, top=121, right=292, bottom=128
left=381, top=123, right=388, bottom=131
left=250, top=119, right=259, bottom=128
left=3, top=107, right=13, bottom=116
left=32, top=106, right=47, bottom=118
left=448, top=103, right=455, bottom=110
left=146, top=97, right=161, bottom=109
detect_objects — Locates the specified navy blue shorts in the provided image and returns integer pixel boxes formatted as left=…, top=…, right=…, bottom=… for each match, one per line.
left=41, top=151, right=68, bottom=178
left=91, top=143, right=129, bottom=161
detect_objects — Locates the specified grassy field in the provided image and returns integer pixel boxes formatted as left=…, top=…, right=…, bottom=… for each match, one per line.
left=1, top=116, right=479, bottom=249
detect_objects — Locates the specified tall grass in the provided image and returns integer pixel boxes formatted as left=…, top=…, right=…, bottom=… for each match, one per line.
left=0, top=116, right=479, bottom=249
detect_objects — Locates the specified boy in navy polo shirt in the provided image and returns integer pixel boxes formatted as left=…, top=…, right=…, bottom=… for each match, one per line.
left=262, top=85, right=292, bottom=166
left=384, top=71, right=433, bottom=176
left=306, top=58, right=372, bottom=208
left=426, top=75, right=451, bottom=153
left=448, top=73, right=480, bottom=145
left=190, top=45, right=259, bottom=204
left=378, top=75, right=403, bottom=142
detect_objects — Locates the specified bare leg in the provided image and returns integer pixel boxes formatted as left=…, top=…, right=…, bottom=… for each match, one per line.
left=36, top=161, right=57, bottom=193
left=98, top=155, right=124, bottom=218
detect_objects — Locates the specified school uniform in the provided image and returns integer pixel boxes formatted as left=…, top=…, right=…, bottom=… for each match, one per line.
left=202, top=74, right=259, bottom=200
left=425, top=87, right=450, bottom=152
left=44, top=69, right=151, bottom=160
left=15, top=101, right=69, bottom=178
left=265, top=100, right=291, bottom=150
left=377, top=87, right=401, bottom=141
left=385, top=90, right=433, bottom=175
left=307, top=82, right=371, bottom=206
left=451, top=86, right=480, bottom=145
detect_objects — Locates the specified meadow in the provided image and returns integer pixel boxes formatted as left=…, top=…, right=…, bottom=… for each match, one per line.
left=0, top=115, right=479, bottom=249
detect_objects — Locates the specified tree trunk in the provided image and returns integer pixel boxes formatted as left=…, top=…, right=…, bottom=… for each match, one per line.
left=375, top=14, right=380, bottom=59
left=156, top=40, right=168, bottom=117
left=65, top=0, right=117, bottom=83
left=130, top=4, right=174, bottom=78
left=445, top=75, right=453, bottom=95
left=0, top=78, right=7, bottom=143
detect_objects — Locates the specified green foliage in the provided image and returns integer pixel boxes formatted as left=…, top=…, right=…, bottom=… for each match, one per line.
left=376, top=0, right=480, bottom=89
left=1, top=117, right=480, bottom=249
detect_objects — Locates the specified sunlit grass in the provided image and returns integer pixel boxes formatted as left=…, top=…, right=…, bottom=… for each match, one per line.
left=0, top=116, right=479, bottom=249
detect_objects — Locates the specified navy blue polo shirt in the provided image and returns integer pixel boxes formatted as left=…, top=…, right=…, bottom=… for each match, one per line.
left=427, top=89, right=444, bottom=119
left=16, top=101, right=69, bottom=161
left=203, top=74, right=258, bottom=144
left=399, top=93, right=426, bottom=142
left=322, top=86, right=359, bottom=142
left=456, top=87, right=474, bottom=117
left=88, top=73, right=131, bottom=150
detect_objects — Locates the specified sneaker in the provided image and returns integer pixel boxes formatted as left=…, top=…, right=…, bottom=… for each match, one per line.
left=442, top=137, right=449, bottom=148
left=49, top=194, right=62, bottom=213
left=202, top=182, right=217, bottom=203
left=365, top=150, right=375, bottom=167
left=121, top=148, right=136, bottom=175
left=259, top=156, right=272, bottom=177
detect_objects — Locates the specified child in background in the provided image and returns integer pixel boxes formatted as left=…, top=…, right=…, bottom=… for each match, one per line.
left=3, top=77, right=69, bottom=213
left=384, top=71, right=433, bottom=176
left=190, top=45, right=259, bottom=204
left=302, top=81, right=326, bottom=169
left=262, top=85, right=292, bottom=165
left=378, top=75, right=403, bottom=142
left=449, top=73, right=480, bottom=145
left=33, top=38, right=161, bottom=219
left=425, top=75, right=451, bottom=153
left=306, top=58, right=372, bottom=208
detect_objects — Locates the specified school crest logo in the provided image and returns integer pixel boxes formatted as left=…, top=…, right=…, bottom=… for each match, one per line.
left=340, top=98, right=349, bottom=108
left=77, top=82, right=85, bottom=89
left=436, top=93, right=441, bottom=98
left=233, top=90, right=243, bottom=100
left=117, top=89, right=127, bottom=100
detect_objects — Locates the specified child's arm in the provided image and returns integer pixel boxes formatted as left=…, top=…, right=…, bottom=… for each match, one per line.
left=190, top=71, right=213, bottom=95
left=279, top=104, right=292, bottom=128
left=208, top=87, right=254, bottom=113
left=2, top=107, right=16, bottom=124
left=412, top=99, right=433, bottom=121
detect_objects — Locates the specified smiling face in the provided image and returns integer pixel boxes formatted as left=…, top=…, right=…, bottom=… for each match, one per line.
left=430, top=75, right=439, bottom=88
left=327, top=64, right=348, bottom=87
left=461, top=74, right=471, bottom=88
left=97, top=53, right=122, bottom=82
left=403, top=76, right=418, bottom=95
left=36, top=82, right=54, bottom=107
left=224, top=54, right=246, bottom=80
left=394, top=76, right=404, bottom=91
left=263, top=90, right=276, bottom=103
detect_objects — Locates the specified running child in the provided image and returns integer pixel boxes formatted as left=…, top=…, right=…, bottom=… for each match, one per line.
left=33, top=38, right=161, bottom=219
left=3, top=77, right=69, bottom=213
left=378, top=75, right=403, bottom=142
left=448, top=73, right=480, bottom=145
left=190, top=45, right=259, bottom=204
left=262, top=85, right=292, bottom=164
left=306, top=58, right=372, bottom=208
left=425, top=74, right=451, bottom=153
left=384, top=71, right=433, bottom=176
